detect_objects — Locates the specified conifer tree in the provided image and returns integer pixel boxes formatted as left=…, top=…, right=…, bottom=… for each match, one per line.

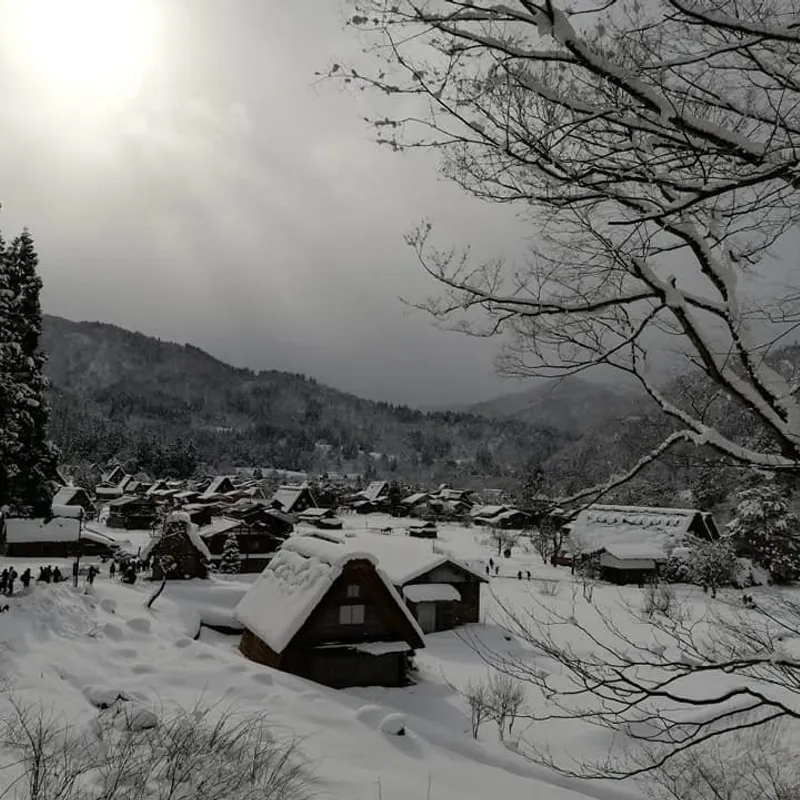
left=0, top=228, right=58, bottom=516
left=219, top=533, right=241, bottom=574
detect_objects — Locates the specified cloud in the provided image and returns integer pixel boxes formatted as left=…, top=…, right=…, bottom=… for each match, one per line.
left=0, top=0, right=533, bottom=406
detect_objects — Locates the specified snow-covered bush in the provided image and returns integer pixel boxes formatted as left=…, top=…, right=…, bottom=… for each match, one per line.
left=728, top=485, right=800, bottom=585
left=0, top=696, right=311, bottom=800
left=689, top=539, right=738, bottom=597
left=659, top=554, right=693, bottom=584
left=219, top=534, right=242, bottom=575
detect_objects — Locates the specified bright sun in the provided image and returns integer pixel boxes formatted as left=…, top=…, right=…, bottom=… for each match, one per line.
left=7, top=0, right=158, bottom=103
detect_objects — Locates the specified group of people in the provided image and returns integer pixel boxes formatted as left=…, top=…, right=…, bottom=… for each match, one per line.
left=0, top=567, right=27, bottom=596
left=0, top=553, right=151, bottom=600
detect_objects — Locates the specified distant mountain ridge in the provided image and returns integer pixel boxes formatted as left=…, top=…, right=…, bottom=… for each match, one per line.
left=40, top=315, right=571, bottom=481
left=465, top=377, right=644, bottom=433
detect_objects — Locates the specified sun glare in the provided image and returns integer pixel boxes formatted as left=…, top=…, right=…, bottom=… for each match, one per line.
left=7, top=0, right=158, bottom=103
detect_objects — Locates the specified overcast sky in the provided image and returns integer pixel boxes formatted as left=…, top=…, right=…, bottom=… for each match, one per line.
left=0, top=0, right=538, bottom=407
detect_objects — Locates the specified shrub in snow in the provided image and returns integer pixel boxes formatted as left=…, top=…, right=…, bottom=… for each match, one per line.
left=465, top=679, right=493, bottom=739
left=689, top=539, right=738, bottom=597
left=0, top=696, right=312, bottom=800
left=660, top=555, right=693, bottom=584
left=640, top=583, right=682, bottom=620
left=728, top=485, right=800, bottom=584
left=538, top=579, right=561, bottom=597
left=219, top=533, right=242, bottom=574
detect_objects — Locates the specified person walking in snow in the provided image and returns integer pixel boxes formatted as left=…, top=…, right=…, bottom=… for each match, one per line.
left=87, top=565, right=98, bottom=585
left=52, top=566, right=62, bottom=583
left=0, top=570, right=8, bottom=596
left=109, top=561, right=116, bottom=578
left=20, top=568, right=31, bottom=590
left=7, top=568, right=17, bottom=596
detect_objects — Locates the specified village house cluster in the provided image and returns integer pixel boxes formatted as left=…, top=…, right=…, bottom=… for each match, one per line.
left=0, top=463, right=724, bottom=690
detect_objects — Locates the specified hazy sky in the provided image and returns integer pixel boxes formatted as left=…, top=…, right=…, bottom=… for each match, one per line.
left=0, top=0, right=536, bottom=407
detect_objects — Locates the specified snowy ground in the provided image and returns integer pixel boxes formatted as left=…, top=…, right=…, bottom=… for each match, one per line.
left=1, top=512, right=796, bottom=799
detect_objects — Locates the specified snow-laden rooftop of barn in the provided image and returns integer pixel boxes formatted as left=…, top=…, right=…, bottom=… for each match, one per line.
left=293, top=529, right=485, bottom=585
left=569, top=504, right=705, bottom=555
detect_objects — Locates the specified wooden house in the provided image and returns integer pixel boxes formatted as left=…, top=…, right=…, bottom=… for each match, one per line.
left=106, top=496, right=158, bottom=530
left=269, top=483, right=317, bottom=515
left=199, top=513, right=292, bottom=573
left=296, top=532, right=488, bottom=635
left=235, top=536, right=425, bottom=688
left=567, top=504, right=720, bottom=585
left=51, top=486, right=96, bottom=519
left=142, top=513, right=210, bottom=580
left=2, top=517, right=118, bottom=559
left=407, top=520, right=438, bottom=539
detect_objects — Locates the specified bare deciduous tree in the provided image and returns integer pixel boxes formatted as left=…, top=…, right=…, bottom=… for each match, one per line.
left=468, top=587, right=800, bottom=779
left=337, top=0, right=800, bottom=499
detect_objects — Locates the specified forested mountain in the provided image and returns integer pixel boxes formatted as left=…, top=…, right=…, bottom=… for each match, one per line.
left=42, top=315, right=570, bottom=482
left=466, top=376, right=644, bottom=434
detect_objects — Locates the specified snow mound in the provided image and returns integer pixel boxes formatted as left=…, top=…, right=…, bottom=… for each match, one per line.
left=99, top=598, right=117, bottom=614
left=379, top=712, right=407, bottom=736
left=109, top=702, right=159, bottom=731
left=354, top=704, right=387, bottom=727
left=82, top=684, right=128, bottom=709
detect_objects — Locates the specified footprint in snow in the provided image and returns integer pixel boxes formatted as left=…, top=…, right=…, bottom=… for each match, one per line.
left=130, top=664, right=154, bottom=675
left=125, top=618, right=152, bottom=634
left=174, top=637, right=194, bottom=649
left=112, top=647, right=138, bottom=659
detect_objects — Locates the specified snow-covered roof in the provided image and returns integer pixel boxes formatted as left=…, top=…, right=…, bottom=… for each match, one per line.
left=271, top=484, right=312, bottom=513
left=4, top=517, right=114, bottom=547
left=298, top=531, right=486, bottom=586
left=52, top=487, right=83, bottom=507
left=196, top=517, right=243, bottom=539
left=362, top=481, right=388, bottom=502
left=298, top=507, right=335, bottom=518
left=407, top=520, right=436, bottom=530
left=470, top=504, right=508, bottom=518
left=403, top=584, right=461, bottom=603
left=201, top=476, right=235, bottom=498
left=602, top=543, right=668, bottom=561
left=402, top=493, right=429, bottom=506
left=234, top=535, right=424, bottom=654
left=569, top=504, right=712, bottom=555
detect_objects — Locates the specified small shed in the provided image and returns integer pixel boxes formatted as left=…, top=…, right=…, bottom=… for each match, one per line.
left=297, top=508, right=344, bottom=530
left=407, top=520, right=438, bottom=539
left=143, top=513, right=210, bottom=580
left=235, top=536, right=424, bottom=689
left=596, top=544, right=665, bottom=585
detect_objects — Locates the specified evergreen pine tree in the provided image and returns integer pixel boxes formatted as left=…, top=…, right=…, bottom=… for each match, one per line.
left=729, top=483, right=800, bottom=584
left=0, top=228, right=58, bottom=516
left=219, top=534, right=241, bottom=574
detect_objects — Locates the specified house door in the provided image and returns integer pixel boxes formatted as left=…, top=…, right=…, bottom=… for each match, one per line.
left=416, top=602, right=437, bottom=633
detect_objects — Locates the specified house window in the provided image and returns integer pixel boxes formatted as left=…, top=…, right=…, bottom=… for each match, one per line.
left=346, top=584, right=361, bottom=599
left=339, top=604, right=365, bottom=625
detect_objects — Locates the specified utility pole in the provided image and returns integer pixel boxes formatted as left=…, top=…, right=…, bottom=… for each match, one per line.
left=73, top=508, right=84, bottom=588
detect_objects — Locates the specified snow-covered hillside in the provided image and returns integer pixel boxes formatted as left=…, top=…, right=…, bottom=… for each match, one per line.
left=3, top=513, right=798, bottom=799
